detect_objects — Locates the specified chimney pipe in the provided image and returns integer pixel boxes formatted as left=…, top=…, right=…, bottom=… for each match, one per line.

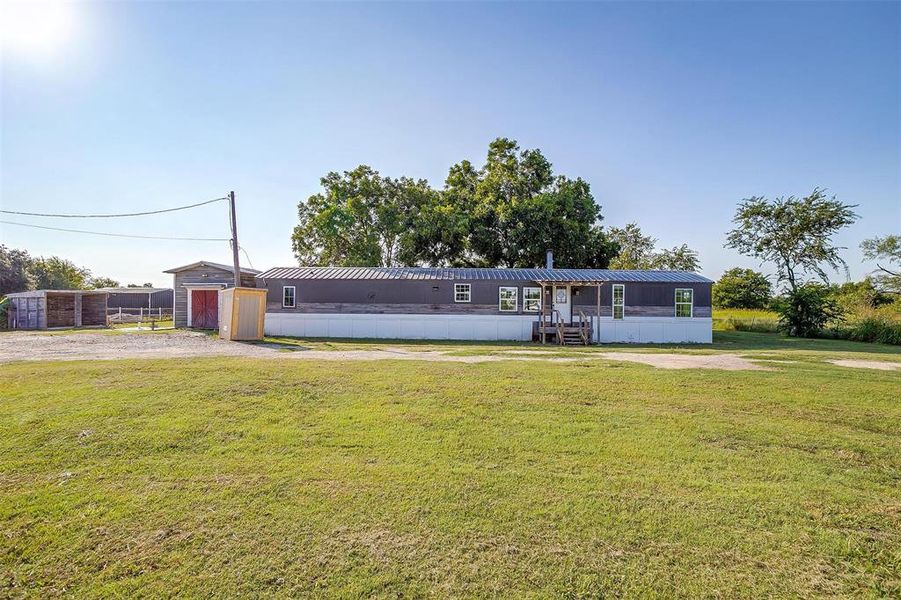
left=546, top=249, right=554, bottom=270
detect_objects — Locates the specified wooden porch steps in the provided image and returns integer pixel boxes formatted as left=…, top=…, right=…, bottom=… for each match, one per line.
left=538, top=308, right=593, bottom=346
left=560, top=327, right=587, bottom=346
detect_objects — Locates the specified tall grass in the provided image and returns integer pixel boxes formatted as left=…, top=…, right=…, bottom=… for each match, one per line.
left=827, top=304, right=901, bottom=345
left=713, top=308, right=779, bottom=333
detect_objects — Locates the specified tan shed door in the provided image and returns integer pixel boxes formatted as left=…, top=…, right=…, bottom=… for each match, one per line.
left=234, top=293, right=262, bottom=339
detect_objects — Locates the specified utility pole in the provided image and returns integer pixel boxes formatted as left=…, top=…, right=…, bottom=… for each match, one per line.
left=228, top=191, right=241, bottom=287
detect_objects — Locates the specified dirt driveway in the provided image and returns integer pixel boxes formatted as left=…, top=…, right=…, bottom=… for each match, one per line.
left=0, top=329, right=782, bottom=371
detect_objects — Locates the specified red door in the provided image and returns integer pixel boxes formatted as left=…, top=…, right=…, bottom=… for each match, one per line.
left=191, top=290, right=219, bottom=329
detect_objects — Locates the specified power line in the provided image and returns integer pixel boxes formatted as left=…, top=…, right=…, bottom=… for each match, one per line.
left=239, top=245, right=255, bottom=270
left=0, top=197, right=228, bottom=219
left=0, top=220, right=230, bottom=242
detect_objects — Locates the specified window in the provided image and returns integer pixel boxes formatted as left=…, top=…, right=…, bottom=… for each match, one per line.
left=499, top=287, right=518, bottom=312
left=282, top=286, right=296, bottom=308
left=454, top=283, right=471, bottom=303
left=523, top=287, right=541, bottom=312
left=675, top=288, right=693, bottom=318
left=612, top=284, right=624, bottom=320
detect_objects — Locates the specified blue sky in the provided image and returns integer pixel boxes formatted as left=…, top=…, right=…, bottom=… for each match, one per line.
left=1, top=1, right=898, bottom=287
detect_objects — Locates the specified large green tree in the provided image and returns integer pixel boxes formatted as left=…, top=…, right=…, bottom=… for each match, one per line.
left=0, top=245, right=35, bottom=296
left=31, top=257, right=92, bottom=290
left=0, top=246, right=116, bottom=295
left=293, top=138, right=616, bottom=269
left=712, top=268, right=772, bottom=309
left=861, top=234, right=900, bottom=293
left=725, top=188, right=858, bottom=293
left=291, top=166, right=425, bottom=267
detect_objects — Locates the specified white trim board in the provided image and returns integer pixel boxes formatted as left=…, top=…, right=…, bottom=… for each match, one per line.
left=265, top=313, right=713, bottom=344
left=184, top=284, right=225, bottom=328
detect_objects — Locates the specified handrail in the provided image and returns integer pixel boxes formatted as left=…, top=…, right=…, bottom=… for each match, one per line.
left=554, top=309, right=565, bottom=345
left=577, top=310, right=590, bottom=345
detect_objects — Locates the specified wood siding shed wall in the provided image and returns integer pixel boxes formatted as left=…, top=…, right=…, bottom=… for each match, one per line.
left=172, top=268, right=257, bottom=328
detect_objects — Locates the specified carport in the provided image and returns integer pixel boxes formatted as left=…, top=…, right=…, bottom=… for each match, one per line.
left=5, top=290, right=109, bottom=330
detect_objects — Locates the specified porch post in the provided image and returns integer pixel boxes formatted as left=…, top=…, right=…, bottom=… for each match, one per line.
left=540, top=283, right=546, bottom=344
left=596, top=283, right=601, bottom=344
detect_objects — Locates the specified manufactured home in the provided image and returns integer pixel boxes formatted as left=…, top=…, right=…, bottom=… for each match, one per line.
left=163, top=261, right=261, bottom=329
left=256, top=265, right=713, bottom=344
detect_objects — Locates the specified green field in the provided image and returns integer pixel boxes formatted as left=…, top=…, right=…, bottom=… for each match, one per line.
left=713, top=308, right=780, bottom=332
left=1, top=332, right=899, bottom=597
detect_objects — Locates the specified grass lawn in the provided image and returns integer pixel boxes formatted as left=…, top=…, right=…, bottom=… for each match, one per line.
left=1, top=333, right=899, bottom=597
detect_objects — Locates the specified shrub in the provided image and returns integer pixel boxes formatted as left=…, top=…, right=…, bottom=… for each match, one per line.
left=775, top=284, right=843, bottom=337
left=712, top=268, right=772, bottom=309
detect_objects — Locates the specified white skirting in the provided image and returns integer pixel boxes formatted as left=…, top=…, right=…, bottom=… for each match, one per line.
left=264, top=313, right=713, bottom=344
left=591, top=316, right=713, bottom=344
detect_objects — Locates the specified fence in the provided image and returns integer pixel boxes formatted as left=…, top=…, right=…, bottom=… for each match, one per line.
left=107, top=307, right=173, bottom=325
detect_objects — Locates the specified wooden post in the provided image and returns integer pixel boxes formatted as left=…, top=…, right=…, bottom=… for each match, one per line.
left=229, top=190, right=241, bottom=287
left=596, top=283, right=601, bottom=344
left=540, top=284, right=546, bottom=344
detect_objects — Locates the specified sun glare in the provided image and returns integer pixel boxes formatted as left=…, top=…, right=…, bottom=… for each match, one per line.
left=0, top=0, right=77, bottom=57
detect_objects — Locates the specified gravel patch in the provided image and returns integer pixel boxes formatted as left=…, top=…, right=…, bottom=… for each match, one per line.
left=828, top=359, right=901, bottom=371
left=599, top=352, right=770, bottom=371
left=0, top=331, right=770, bottom=370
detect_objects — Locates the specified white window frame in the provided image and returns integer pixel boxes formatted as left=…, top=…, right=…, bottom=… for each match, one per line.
left=498, top=286, right=518, bottom=312
left=523, top=287, right=541, bottom=312
left=454, top=283, right=471, bottom=303
left=612, top=284, right=625, bottom=320
left=675, top=288, right=693, bottom=318
left=282, top=285, right=296, bottom=308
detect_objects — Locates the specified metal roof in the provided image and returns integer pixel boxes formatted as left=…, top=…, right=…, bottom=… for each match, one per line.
left=97, top=287, right=172, bottom=293
left=256, top=266, right=713, bottom=284
left=163, top=260, right=261, bottom=275
left=3, top=289, right=110, bottom=298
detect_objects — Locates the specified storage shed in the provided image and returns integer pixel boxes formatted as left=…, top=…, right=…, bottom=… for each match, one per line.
left=218, top=287, right=267, bottom=341
left=5, top=290, right=109, bottom=330
left=163, top=260, right=261, bottom=329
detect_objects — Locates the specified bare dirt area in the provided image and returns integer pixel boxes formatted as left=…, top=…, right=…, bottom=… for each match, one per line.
left=828, top=359, right=901, bottom=371
left=0, top=330, right=771, bottom=370
left=598, top=352, right=771, bottom=371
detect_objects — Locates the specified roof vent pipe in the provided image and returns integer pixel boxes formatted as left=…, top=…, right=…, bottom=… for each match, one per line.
left=546, top=250, right=554, bottom=270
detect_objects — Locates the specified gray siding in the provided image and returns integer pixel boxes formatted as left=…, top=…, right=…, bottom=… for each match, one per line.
left=259, top=277, right=712, bottom=318
left=573, top=282, right=712, bottom=318
left=172, top=268, right=256, bottom=328
left=107, top=290, right=173, bottom=310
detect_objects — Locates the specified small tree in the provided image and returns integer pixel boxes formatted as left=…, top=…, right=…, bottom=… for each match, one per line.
left=775, top=284, right=843, bottom=337
left=725, top=188, right=858, bottom=293
left=652, top=244, right=701, bottom=272
left=89, top=277, right=120, bottom=289
left=608, top=224, right=700, bottom=271
left=861, top=234, right=900, bottom=294
left=829, top=278, right=892, bottom=311
left=712, top=268, right=772, bottom=309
